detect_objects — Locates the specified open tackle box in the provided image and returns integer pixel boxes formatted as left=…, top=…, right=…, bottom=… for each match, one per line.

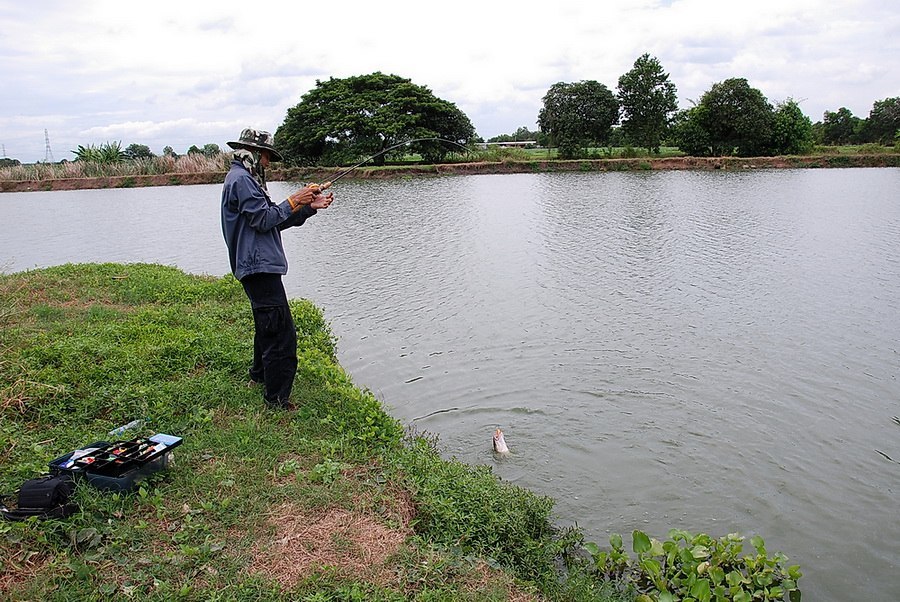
left=48, top=434, right=182, bottom=492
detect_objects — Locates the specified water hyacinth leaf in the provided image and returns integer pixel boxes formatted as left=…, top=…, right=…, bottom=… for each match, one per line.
left=650, top=537, right=665, bottom=556
left=750, top=535, right=766, bottom=553
left=788, top=565, right=803, bottom=580
left=633, top=530, right=652, bottom=554
left=584, top=541, right=600, bottom=556
left=790, top=589, right=802, bottom=602
left=726, top=571, right=744, bottom=588
left=639, top=557, right=661, bottom=577
left=756, top=570, right=775, bottom=586
left=610, top=533, right=623, bottom=550
left=691, top=578, right=711, bottom=602
left=691, top=544, right=710, bottom=559
left=659, top=592, right=675, bottom=602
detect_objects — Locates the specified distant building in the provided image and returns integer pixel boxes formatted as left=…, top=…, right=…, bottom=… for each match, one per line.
left=476, top=141, right=539, bottom=149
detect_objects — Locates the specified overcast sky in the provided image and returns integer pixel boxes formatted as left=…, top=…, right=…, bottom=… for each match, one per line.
left=1, top=0, right=898, bottom=162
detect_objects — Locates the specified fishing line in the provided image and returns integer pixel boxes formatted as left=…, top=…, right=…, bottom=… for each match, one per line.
left=311, top=137, right=472, bottom=192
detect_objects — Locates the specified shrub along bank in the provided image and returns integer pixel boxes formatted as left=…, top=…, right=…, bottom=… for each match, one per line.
left=2, top=148, right=899, bottom=192
left=0, top=264, right=800, bottom=601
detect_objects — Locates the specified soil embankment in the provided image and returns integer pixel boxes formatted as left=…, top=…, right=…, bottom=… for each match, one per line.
left=2, top=154, right=898, bottom=193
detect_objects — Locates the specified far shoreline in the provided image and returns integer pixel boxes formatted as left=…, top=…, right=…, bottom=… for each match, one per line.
left=2, top=153, right=898, bottom=193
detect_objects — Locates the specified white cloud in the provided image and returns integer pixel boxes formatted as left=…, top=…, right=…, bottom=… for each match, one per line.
left=1, top=0, right=898, bottom=161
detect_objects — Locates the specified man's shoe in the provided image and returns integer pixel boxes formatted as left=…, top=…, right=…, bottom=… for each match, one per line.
left=265, top=399, right=296, bottom=411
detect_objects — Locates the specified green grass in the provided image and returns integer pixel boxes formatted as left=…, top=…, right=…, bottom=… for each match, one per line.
left=0, top=263, right=626, bottom=601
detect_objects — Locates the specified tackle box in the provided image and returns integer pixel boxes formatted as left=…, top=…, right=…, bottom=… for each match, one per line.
left=48, top=434, right=182, bottom=492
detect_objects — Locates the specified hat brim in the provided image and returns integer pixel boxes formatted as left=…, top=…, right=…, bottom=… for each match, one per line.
left=227, top=141, right=283, bottom=162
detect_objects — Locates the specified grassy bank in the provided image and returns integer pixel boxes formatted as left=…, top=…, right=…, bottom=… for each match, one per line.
left=0, top=264, right=618, bottom=601
left=0, top=264, right=802, bottom=601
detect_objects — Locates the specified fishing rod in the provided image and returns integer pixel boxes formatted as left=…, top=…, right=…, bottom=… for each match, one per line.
left=307, top=137, right=472, bottom=193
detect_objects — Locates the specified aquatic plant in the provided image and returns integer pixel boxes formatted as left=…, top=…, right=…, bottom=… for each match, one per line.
left=585, top=529, right=802, bottom=602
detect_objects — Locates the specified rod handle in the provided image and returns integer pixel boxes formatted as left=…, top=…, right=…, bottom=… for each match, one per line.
left=308, top=181, right=333, bottom=193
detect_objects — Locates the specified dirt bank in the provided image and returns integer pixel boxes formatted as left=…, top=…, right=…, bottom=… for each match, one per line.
left=2, top=154, right=898, bottom=193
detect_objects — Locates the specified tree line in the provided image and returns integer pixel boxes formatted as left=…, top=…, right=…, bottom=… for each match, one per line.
left=7, top=58, right=897, bottom=168
left=275, top=61, right=898, bottom=163
left=534, top=54, right=899, bottom=159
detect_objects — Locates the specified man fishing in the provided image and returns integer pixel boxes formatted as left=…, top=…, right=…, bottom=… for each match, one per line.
left=221, top=128, right=333, bottom=410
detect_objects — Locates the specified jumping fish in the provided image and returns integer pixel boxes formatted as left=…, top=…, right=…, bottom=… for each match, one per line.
left=492, top=428, right=510, bottom=454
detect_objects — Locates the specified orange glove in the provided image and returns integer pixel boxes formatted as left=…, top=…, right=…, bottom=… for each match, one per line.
left=286, top=187, right=315, bottom=212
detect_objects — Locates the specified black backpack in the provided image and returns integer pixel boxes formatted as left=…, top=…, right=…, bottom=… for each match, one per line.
left=1, top=474, right=77, bottom=521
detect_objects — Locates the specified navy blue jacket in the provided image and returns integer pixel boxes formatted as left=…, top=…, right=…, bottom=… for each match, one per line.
left=221, top=160, right=316, bottom=280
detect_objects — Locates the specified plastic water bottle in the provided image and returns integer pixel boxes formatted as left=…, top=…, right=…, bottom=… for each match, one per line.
left=108, top=419, right=145, bottom=437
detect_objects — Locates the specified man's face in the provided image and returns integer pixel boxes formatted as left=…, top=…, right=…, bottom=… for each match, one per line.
left=258, top=150, right=271, bottom=167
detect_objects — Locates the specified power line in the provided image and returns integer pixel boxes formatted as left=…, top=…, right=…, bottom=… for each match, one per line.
left=44, top=129, right=54, bottom=162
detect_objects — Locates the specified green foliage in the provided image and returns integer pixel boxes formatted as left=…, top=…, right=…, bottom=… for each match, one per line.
left=617, top=53, right=679, bottom=154
left=820, top=107, right=862, bottom=145
left=187, top=143, right=222, bottom=158
left=538, top=80, right=620, bottom=159
left=697, top=78, right=775, bottom=156
left=585, top=529, right=802, bottom=602
left=771, top=99, right=814, bottom=155
left=72, top=141, right=127, bottom=164
left=672, top=79, right=805, bottom=157
left=276, top=72, right=475, bottom=166
left=390, top=435, right=578, bottom=587
left=866, top=96, right=900, bottom=145
left=124, top=143, right=154, bottom=160
left=672, top=106, right=713, bottom=157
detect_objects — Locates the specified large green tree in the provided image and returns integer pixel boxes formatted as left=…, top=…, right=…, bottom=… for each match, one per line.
left=538, top=81, right=619, bottom=159
left=672, top=105, right=713, bottom=156
left=276, top=72, right=475, bottom=166
left=697, top=78, right=775, bottom=156
left=866, top=97, right=900, bottom=145
left=820, top=107, right=861, bottom=145
left=616, top=53, right=678, bottom=154
left=772, top=99, right=814, bottom=155
left=124, top=143, right=153, bottom=160
left=673, top=78, right=776, bottom=156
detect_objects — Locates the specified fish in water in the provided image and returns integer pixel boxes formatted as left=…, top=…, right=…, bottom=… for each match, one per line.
left=492, top=428, right=510, bottom=454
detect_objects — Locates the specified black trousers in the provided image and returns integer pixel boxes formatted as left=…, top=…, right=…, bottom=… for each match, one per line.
left=240, top=273, right=297, bottom=407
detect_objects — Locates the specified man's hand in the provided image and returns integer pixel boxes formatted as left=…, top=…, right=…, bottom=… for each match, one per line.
left=286, top=187, right=316, bottom=212
left=310, top=192, right=334, bottom=210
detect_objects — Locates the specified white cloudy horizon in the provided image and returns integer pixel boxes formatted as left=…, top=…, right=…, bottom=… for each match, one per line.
left=1, top=0, right=898, bottom=162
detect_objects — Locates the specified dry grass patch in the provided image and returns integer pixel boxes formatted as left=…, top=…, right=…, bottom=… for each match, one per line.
left=249, top=503, right=412, bottom=588
left=0, top=547, right=54, bottom=594
left=462, top=560, right=544, bottom=602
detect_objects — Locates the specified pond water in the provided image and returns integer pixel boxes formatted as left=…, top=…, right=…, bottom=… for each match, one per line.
left=2, top=168, right=899, bottom=600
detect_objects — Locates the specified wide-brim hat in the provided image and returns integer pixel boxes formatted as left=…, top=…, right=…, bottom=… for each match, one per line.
left=227, top=128, right=283, bottom=162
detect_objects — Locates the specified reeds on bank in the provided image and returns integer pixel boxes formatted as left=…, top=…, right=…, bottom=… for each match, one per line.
left=0, top=153, right=231, bottom=181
